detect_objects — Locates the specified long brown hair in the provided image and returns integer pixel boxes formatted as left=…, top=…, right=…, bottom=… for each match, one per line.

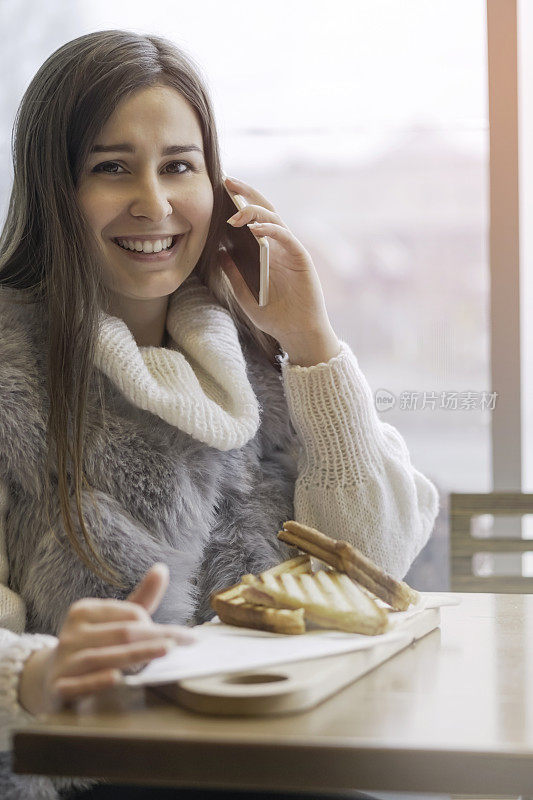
left=0, top=30, right=282, bottom=587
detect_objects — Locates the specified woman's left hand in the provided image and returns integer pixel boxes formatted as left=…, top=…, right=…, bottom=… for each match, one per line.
left=219, top=176, right=334, bottom=349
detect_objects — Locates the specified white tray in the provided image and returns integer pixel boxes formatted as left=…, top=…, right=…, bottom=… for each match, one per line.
left=152, top=607, right=440, bottom=715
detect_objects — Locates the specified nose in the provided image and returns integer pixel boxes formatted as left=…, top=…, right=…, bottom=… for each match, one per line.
left=128, top=173, right=173, bottom=222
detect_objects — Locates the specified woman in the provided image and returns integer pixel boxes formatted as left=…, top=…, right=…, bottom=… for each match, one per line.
left=0, top=30, right=439, bottom=799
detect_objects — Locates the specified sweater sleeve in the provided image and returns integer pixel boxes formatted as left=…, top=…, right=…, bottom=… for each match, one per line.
left=278, top=339, right=440, bottom=580
left=0, top=478, right=58, bottom=752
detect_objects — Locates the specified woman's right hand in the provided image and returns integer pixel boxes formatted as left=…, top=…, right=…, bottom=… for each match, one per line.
left=19, top=563, right=196, bottom=715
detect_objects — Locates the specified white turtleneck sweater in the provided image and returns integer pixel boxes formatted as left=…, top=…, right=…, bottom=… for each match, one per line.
left=0, top=275, right=439, bottom=748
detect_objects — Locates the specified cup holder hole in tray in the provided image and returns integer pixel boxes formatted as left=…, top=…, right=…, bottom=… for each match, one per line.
left=223, top=673, right=288, bottom=685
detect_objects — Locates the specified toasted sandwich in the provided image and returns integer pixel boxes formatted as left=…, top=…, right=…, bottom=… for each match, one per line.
left=278, top=520, right=419, bottom=611
left=210, top=556, right=311, bottom=635
left=241, top=566, right=388, bottom=635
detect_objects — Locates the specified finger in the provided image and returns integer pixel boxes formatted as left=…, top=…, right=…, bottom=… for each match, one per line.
left=62, top=621, right=196, bottom=650
left=60, top=638, right=178, bottom=678
left=227, top=204, right=286, bottom=229
left=66, top=598, right=151, bottom=626
left=246, top=222, right=304, bottom=257
left=53, top=668, right=122, bottom=700
left=127, top=562, right=169, bottom=616
left=223, top=175, right=276, bottom=212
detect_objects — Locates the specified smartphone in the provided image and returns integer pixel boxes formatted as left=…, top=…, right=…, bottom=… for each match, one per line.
left=221, top=176, right=269, bottom=306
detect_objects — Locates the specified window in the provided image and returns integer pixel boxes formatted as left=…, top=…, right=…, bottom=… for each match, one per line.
left=0, top=1, right=493, bottom=590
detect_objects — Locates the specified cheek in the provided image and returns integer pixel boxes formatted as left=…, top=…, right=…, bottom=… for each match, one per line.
left=77, top=185, right=117, bottom=232
left=182, top=182, right=214, bottom=230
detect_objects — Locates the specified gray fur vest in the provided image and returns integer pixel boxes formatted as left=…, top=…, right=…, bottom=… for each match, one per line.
left=0, top=292, right=297, bottom=636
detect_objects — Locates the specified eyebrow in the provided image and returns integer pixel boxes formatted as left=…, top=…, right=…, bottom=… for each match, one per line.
left=90, top=143, right=204, bottom=155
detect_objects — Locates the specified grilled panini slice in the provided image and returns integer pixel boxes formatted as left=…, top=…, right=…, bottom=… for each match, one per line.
left=241, top=568, right=388, bottom=635
left=210, top=582, right=306, bottom=635
left=278, top=520, right=419, bottom=611
left=210, top=556, right=313, bottom=635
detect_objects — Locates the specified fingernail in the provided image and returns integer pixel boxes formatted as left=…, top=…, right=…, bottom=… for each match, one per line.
left=173, top=634, right=196, bottom=646
left=227, top=213, right=241, bottom=225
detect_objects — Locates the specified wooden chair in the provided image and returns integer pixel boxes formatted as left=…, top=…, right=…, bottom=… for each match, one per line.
left=450, top=492, right=533, bottom=592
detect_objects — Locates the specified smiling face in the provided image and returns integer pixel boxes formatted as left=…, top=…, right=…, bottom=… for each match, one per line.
left=77, top=84, right=214, bottom=305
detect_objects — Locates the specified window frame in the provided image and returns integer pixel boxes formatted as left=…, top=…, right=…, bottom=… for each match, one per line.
left=487, top=0, right=523, bottom=491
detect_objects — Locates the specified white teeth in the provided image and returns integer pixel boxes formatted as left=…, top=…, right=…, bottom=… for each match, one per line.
left=116, top=236, right=175, bottom=253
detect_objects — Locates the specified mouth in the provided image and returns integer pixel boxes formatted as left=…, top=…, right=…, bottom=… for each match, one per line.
left=111, top=234, right=184, bottom=261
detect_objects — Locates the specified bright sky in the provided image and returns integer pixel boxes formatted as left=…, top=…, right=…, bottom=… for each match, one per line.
left=76, top=0, right=487, bottom=133
left=0, top=1, right=486, bottom=174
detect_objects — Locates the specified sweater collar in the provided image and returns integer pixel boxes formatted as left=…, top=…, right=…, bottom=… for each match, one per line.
left=94, top=274, right=260, bottom=451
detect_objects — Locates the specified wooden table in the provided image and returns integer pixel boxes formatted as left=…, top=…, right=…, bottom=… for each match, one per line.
left=12, top=593, right=533, bottom=796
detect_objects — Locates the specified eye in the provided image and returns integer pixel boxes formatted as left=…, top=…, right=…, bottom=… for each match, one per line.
left=164, top=161, right=194, bottom=174
left=91, top=160, right=195, bottom=175
left=92, top=161, right=124, bottom=174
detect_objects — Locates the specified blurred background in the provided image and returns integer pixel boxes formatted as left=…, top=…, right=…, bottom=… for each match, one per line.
left=0, top=0, right=496, bottom=590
